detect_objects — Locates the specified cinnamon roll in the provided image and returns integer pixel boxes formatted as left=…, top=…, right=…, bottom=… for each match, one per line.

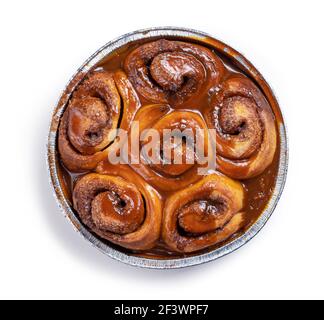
left=128, top=104, right=214, bottom=191
left=73, top=166, right=162, bottom=250
left=162, top=174, right=245, bottom=253
left=124, top=39, right=225, bottom=105
left=58, top=70, right=140, bottom=172
left=205, top=76, right=277, bottom=179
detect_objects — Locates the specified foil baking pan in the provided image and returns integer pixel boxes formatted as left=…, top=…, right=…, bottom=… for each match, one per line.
left=47, top=27, right=288, bottom=269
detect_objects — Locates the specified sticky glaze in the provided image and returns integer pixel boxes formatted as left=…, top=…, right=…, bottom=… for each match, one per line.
left=57, top=37, right=280, bottom=259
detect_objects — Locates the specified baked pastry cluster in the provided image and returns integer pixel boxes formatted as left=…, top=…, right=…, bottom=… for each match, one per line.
left=58, top=39, right=278, bottom=255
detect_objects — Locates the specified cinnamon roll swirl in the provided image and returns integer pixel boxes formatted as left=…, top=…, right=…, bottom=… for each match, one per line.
left=124, top=39, right=225, bottom=105
left=73, top=166, right=162, bottom=250
left=58, top=70, right=140, bottom=172
left=205, top=76, right=277, bottom=179
left=129, top=104, right=214, bottom=191
left=162, top=174, right=245, bottom=253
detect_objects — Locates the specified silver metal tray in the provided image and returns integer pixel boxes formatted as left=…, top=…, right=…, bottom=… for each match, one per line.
left=47, top=27, right=288, bottom=269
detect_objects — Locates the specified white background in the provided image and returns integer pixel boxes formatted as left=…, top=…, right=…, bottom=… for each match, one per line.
left=0, top=0, right=323, bottom=300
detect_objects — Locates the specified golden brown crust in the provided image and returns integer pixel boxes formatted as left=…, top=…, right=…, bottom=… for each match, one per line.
left=128, top=104, right=213, bottom=191
left=73, top=170, right=162, bottom=250
left=162, top=174, right=245, bottom=253
left=58, top=70, right=140, bottom=172
left=205, top=76, right=277, bottom=179
left=124, top=39, right=225, bottom=105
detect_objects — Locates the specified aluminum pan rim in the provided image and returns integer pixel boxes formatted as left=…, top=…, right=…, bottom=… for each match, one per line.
left=47, top=27, right=288, bottom=269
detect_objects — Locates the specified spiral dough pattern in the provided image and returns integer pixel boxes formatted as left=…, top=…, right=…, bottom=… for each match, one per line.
left=73, top=166, right=162, bottom=250
left=125, top=39, right=225, bottom=105
left=162, top=174, right=245, bottom=253
left=205, top=76, right=277, bottom=179
left=58, top=38, right=278, bottom=254
left=59, top=70, right=140, bottom=172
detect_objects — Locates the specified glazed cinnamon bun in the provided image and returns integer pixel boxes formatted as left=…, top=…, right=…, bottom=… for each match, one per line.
left=205, top=76, right=277, bottom=179
left=124, top=39, right=225, bottom=106
left=162, top=174, right=245, bottom=253
left=73, top=165, right=162, bottom=250
left=128, top=104, right=214, bottom=191
left=58, top=70, right=140, bottom=172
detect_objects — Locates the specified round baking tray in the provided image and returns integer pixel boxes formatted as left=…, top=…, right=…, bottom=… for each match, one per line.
left=47, top=27, right=288, bottom=269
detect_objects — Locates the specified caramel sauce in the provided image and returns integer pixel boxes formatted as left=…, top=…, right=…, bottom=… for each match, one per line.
left=57, top=36, right=281, bottom=259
